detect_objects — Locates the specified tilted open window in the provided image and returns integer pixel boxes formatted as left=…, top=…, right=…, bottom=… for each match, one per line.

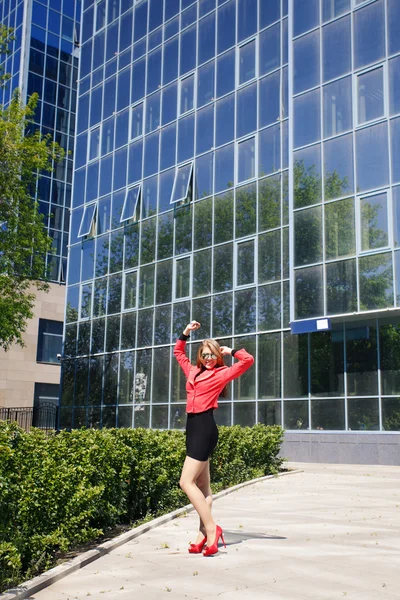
left=78, top=203, right=97, bottom=238
left=121, top=184, right=141, bottom=222
left=170, top=162, right=193, bottom=205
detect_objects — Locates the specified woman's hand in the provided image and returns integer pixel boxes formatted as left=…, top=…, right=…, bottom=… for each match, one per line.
left=183, top=321, right=201, bottom=336
left=219, top=346, right=232, bottom=356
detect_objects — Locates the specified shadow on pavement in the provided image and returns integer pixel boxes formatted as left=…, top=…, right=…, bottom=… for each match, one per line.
left=224, top=530, right=286, bottom=547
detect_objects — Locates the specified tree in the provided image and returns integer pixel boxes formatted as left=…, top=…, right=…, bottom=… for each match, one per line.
left=0, top=28, right=64, bottom=351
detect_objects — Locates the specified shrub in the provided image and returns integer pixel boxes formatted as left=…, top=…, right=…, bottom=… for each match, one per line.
left=0, top=422, right=283, bottom=591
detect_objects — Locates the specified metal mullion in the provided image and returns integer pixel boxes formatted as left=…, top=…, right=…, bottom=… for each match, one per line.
left=376, top=317, right=383, bottom=431
left=318, top=7, right=327, bottom=317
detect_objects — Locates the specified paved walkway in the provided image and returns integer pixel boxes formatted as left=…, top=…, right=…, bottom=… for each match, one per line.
left=23, top=464, right=400, bottom=600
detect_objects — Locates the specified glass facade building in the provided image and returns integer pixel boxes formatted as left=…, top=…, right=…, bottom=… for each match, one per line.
left=0, top=0, right=80, bottom=282
left=61, top=0, right=400, bottom=450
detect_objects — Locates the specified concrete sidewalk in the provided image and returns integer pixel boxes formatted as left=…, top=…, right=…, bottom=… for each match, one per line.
left=13, top=464, right=400, bottom=599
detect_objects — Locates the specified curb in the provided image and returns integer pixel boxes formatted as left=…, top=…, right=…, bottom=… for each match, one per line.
left=1, top=469, right=302, bottom=600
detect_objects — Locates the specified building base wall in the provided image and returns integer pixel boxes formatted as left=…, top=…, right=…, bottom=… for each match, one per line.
left=0, top=283, right=65, bottom=409
left=280, top=432, right=400, bottom=466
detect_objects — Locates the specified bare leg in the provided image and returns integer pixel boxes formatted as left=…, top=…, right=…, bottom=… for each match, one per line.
left=180, top=457, right=216, bottom=547
left=195, top=460, right=212, bottom=543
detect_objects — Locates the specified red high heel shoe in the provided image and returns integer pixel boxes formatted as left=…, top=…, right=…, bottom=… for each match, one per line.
left=203, top=525, right=226, bottom=556
left=188, top=535, right=206, bottom=554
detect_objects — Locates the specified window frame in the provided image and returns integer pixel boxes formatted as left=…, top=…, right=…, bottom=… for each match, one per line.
left=354, top=63, right=387, bottom=128
left=170, top=162, right=194, bottom=205
left=356, top=188, right=392, bottom=255
left=121, top=184, right=142, bottom=222
left=234, top=236, right=257, bottom=288
left=122, top=268, right=139, bottom=311
left=237, top=37, right=257, bottom=88
left=36, top=319, right=63, bottom=364
left=236, top=135, right=257, bottom=184
left=179, top=72, right=196, bottom=116
left=88, top=125, right=101, bottom=162
left=173, top=255, right=193, bottom=300
left=130, top=101, right=144, bottom=140
left=78, top=202, right=97, bottom=238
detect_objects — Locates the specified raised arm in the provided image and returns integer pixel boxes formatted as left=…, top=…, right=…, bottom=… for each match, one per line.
left=219, top=345, right=254, bottom=384
left=173, top=321, right=201, bottom=378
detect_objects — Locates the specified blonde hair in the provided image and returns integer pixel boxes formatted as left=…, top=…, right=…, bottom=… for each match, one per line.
left=196, top=338, right=224, bottom=369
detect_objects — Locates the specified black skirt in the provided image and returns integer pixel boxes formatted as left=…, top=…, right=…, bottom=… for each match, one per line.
left=186, top=408, right=219, bottom=462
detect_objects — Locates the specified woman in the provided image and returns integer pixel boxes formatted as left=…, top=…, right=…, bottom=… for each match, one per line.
left=174, top=321, right=254, bottom=556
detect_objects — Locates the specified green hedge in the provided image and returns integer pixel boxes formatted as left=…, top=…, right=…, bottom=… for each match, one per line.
left=0, top=422, right=283, bottom=591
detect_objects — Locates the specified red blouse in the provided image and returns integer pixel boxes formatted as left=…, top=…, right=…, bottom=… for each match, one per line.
left=174, top=339, right=254, bottom=414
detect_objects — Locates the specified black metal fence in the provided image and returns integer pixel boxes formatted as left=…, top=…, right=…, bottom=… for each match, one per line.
left=0, top=403, right=58, bottom=432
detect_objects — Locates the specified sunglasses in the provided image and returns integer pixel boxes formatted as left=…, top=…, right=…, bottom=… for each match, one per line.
left=201, top=353, right=217, bottom=360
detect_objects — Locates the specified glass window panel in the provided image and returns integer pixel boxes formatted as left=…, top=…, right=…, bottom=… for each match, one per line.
left=258, top=175, right=281, bottom=232
left=237, top=82, right=257, bottom=138
left=216, top=49, right=235, bottom=98
left=165, top=0, right=180, bottom=21
left=326, top=259, right=357, bottom=314
left=294, top=206, right=322, bottom=266
left=310, top=330, right=344, bottom=397
left=214, top=191, right=234, bottom=244
left=124, top=270, right=137, bottom=310
left=124, top=224, right=140, bottom=270
left=172, top=300, right=190, bottom=342
left=388, top=0, right=400, bottom=56
left=195, top=152, right=213, bottom=200
left=171, top=163, right=193, bottom=203
left=101, top=116, right=114, bottom=155
left=193, top=249, right=212, bottom=296
left=178, top=114, right=195, bottom=163
left=181, top=3, right=197, bottom=28
left=215, top=143, right=234, bottom=193
left=175, top=257, right=191, bottom=299
left=119, top=351, right=134, bottom=404
left=236, top=184, right=256, bottom=238
left=198, top=12, right=215, bottom=66
left=121, top=185, right=140, bottom=222
left=144, top=131, right=159, bottom=178
left=294, top=145, right=322, bottom=209
left=237, top=240, right=255, bottom=286
left=258, top=230, right=281, bottom=283
left=237, top=0, right=257, bottom=43
left=294, top=88, right=320, bottom=149
left=393, top=187, right=400, bottom=248
left=155, top=260, right=172, bottom=304
left=214, top=403, right=232, bottom=426
left=325, top=198, right=355, bottom=259
left=180, top=74, right=195, bottom=115
left=78, top=203, right=97, bottom=238
left=128, top=139, right=143, bottom=184
left=293, top=0, right=319, bottom=36
left=147, top=48, right=162, bottom=95
left=379, top=320, right=400, bottom=395
left=359, top=253, right=393, bottom=310
left=259, top=72, right=280, bottom=128
left=197, top=60, right=215, bottom=108
left=293, top=30, right=320, bottom=95
left=259, top=23, right=280, bottom=77
left=360, top=192, right=388, bottom=252
left=154, top=305, right=171, bottom=345
left=295, top=265, right=324, bottom=319
left=323, top=76, right=352, bottom=138
left=194, top=198, right=212, bottom=249
left=212, top=293, right=232, bottom=337
left=89, top=127, right=100, bottom=161
left=160, top=123, right=177, bottom=171
left=139, top=265, right=155, bottom=308
left=357, top=67, right=384, bottom=125
left=258, top=400, right=282, bottom=426
left=283, top=332, right=308, bottom=398
left=322, top=0, right=350, bottom=22
left=104, top=315, right=120, bottom=353
left=158, top=170, right=175, bottom=214
left=354, top=0, right=385, bottom=70
left=217, top=0, right=235, bottom=54
left=163, top=37, right=179, bottom=85
left=348, top=398, right=379, bottom=431
left=134, top=0, right=147, bottom=41
left=192, top=296, right=211, bottom=339
left=131, top=103, right=143, bottom=139
left=116, top=68, right=130, bottom=113
left=196, top=106, right=214, bottom=155
left=390, top=56, right=400, bottom=116
left=131, top=58, right=146, bottom=104
left=107, top=273, right=122, bottom=314
left=238, top=138, right=255, bottom=183
left=93, top=278, right=107, bottom=318
left=239, top=40, right=255, bottom=85
left=180, top=25, right=196, bottom=76
left=259, top=124, right=281, bottom=176
left=260, top=0, right=280, bottom=27
left=157, top=213, right=174, bottom=261
left=137, top=308, right=153, bottom=348
left=145, top=92, right=160, bottom=133
left=115, top=109, right=129, bottom=150
left=175, top=206, right=193, bottom=254
left=346, top=325, right=378, bottom=396
left=234, top=288, right=256, bottom=334
left=161, top=81, right=178, bottom=125
left=258, top=333, right=281, bottom=399
left=382, top=398, right=400, bottom=431
left=140, top=218, right=157, bottom=264
left=322, top=15, right=351, bottom=83
left=215, top=94, right=235, bottom=147
left=311, top=399, right=345, bottom=430
left=142, top=177, right=158, bottom=219
left=324, top=134, right=354, bottom=200
left=112, top=147, right=127, bottom=191
left=213, top=243, right=233, bottom=292
left=391, top=117, right=400, bottom=184
left=121, top=311, right=136, bottom=350
left=258, top=283, right=281, bottom=331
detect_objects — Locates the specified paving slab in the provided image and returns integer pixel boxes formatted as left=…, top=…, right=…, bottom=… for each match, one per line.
left=3, top=463, right=400, bottom=600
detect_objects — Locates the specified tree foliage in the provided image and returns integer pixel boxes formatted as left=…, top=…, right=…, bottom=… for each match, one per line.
left=0, top=26, right=64, bottom=351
